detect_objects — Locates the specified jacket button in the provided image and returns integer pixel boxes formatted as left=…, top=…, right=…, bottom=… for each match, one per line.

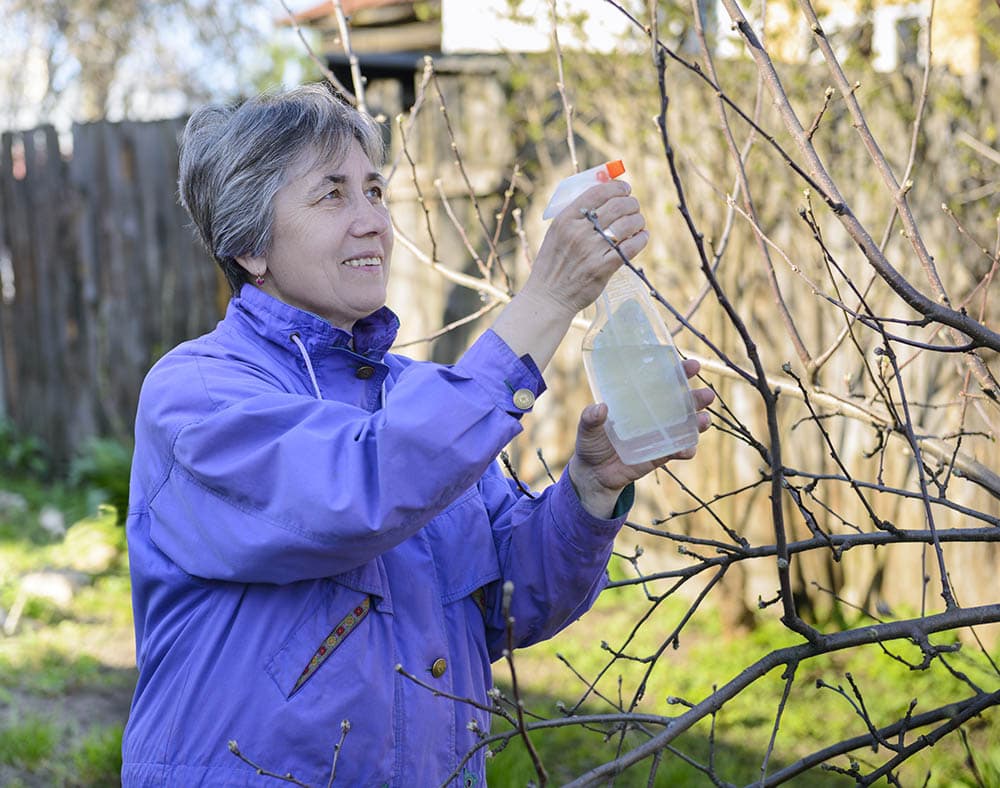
left=430, top=658, right=447, bottom=678
left=356, top=365, right=376, bottom=379
left=512, top=388, right=535, bottom=410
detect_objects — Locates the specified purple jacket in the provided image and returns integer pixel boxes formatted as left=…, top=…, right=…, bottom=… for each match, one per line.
left=122, top=285, right=631, bottom=786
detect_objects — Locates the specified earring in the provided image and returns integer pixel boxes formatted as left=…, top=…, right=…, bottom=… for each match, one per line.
left=255, top=273, right=265, bottom=286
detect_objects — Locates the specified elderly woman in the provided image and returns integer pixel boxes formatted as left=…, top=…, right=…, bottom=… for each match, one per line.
left=121, top=84, right=713, bottom=786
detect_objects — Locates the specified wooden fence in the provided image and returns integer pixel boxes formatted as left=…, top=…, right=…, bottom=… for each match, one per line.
left=0, top=120, right=224, bottom=467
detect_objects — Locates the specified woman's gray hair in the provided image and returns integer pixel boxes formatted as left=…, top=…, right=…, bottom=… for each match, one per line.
left=178, top=83, right=386, bottom=293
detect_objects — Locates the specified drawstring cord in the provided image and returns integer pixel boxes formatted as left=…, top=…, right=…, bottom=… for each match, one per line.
left=290, top=333, right=323, bottom=400
left=290, top=331, right=388, bottom=407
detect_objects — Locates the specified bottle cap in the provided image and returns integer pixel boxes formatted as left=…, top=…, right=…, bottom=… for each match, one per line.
left=606, top=160, right=625, bottom=179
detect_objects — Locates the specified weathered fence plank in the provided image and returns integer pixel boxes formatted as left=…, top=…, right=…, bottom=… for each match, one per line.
left=0, top=120, right=224, bottom=468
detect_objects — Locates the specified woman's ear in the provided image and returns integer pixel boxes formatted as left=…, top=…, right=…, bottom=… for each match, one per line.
left=235, top=255, right=267, bottom=282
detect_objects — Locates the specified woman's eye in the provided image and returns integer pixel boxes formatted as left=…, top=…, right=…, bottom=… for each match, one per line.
left=367, top=185, right=385, bottom=202
left=322, top=188, right=341, bottom=201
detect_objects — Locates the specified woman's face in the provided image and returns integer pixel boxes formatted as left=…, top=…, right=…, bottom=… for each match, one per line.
left=239, top=139, right=393, bottom=331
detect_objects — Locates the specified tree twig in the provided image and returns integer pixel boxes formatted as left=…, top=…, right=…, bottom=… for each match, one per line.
left=328, top=0, right=367, bottom=114
left=278, top=0, right=355, bottom=101
left=548, top=0, right=578, bottom=172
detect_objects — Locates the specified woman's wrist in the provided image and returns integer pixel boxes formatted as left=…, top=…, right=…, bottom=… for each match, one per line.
left=490, top=289, right=577, bottom=372
left=567, top=455, right=626, bottom=520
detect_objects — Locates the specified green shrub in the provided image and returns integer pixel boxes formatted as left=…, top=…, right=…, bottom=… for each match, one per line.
left=0, top=421, right=48, bottom=479
left=69, top=723, right=123, bottom=786
left=69, top=439, right=132, bottom=525
left=11, top=439, right=48, bottom=479
left=0, top=716, right=59, bottom=770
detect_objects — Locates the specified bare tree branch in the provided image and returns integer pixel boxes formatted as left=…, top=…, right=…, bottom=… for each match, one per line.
left=328, top=0, right=367, bottom=113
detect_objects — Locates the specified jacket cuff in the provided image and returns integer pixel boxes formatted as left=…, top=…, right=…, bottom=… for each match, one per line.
left=453, top=329, right=547, bottom=417
left=551, top=469, right=632, bottom=556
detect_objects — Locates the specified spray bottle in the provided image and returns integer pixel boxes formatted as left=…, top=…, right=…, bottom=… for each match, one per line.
left=543, top=161, right=699, bottom=464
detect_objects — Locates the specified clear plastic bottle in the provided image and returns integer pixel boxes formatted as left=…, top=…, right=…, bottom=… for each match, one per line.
left=581, top=267, right=698, bottom=463
left=543, top=161, right=699, bottom=464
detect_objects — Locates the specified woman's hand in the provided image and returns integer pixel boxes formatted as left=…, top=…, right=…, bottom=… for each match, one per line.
left=568, top=359, right=716, bottom=519
left=526, top=180, right=649, bottom=317
left=490, top=180, right=649, bottom=372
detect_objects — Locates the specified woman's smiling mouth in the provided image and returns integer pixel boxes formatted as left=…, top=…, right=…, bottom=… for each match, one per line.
left=341, top=256, right=382, bottom=268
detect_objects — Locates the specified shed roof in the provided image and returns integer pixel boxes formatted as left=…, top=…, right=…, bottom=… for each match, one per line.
left=287, top=0, right=414, bottom=24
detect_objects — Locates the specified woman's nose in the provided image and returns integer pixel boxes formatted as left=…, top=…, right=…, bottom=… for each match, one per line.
left=351, top=198, right=390, bottom=236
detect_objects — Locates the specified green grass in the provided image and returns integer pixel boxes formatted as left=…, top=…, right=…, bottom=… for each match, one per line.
left=482, top=710, right=833, bottom=787
left=0, top=715, right=59, bottom=770
left=0, top=648, right=119, bottom=697
left=0, top=469, right=135, bottom=787
left=70, top=724, right=124, bottom=785
left=0, top=715, right=123, bottom=786
left=484, top=579, right=1000, bottom=786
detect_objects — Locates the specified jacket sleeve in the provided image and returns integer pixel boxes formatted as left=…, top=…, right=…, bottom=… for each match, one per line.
left=136, top=330, right=543, bottom=584
left=477, top=463, right=633, bottom=660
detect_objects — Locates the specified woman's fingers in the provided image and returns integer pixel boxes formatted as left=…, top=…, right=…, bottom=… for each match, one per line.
left=588, top=194, right=642, bottom=229
left=677, top=359, right=715, bottom=432
left=606, top=229, right=649, bottom=262
left=692, top=386, right=715, bottom=410
left=585, top=193, right=646, bottom=255
left=565, top=180, right=633, bottom=219
left=600, top=212, right=646, bottom=245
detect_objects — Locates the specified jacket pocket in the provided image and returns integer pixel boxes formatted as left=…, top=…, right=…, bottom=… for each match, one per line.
left=424, top=484, right=502, bottom=605
left=292, top=595, right=370, bottom=695
left=264, top=575, right=380, bottom=699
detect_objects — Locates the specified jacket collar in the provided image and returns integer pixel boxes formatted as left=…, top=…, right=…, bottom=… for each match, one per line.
left=230, top=284, right=400, bottom=359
